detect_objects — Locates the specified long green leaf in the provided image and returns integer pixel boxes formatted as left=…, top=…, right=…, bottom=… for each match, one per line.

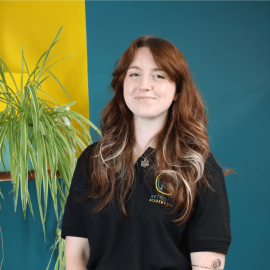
left=36, top=26, right=65, bottom=86
left=42, top=68, right=71, bottom=102
left=35, top=86, right=60, bottom=107
left=19, top=113, right=27, bottom=218
left=40, top=52, right=77, bottom=78
left=20, top=45, right=24, bottom=98
left=0, top=79, right=21, bottom=105
left=22, top=50, right=30, bottom=77
left=0, top=58, right=19, bottom=93
left=36, top=131, right=46, bottom=241
left=27, top=85, right=39, bottom=138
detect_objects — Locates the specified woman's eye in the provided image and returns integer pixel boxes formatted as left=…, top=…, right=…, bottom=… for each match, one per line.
left=130, top=73, right=164, bottom=79
left=155, top=75, right=165, bottom=79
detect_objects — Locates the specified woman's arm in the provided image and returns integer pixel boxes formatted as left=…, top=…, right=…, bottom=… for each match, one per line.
left=190, top=251, right=225, bottom=270
left=65, top=236, right=90, bottom=270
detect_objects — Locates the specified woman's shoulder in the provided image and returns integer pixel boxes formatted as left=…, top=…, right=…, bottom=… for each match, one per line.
left=78, top=141, right=100, bottom=163
left=204, top=153, right=223, bottom=174
left=72, top=141, right=100, bottom=192
left=202, top=154, right=227, bottom=192
left=74, top=141, right=100, bottom=182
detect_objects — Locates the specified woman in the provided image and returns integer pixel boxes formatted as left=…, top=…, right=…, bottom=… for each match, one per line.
left=61, top=35, right=233, bottom=270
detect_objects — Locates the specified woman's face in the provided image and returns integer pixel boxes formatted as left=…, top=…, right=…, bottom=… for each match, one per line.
left=123, top=47, right=177, bottom=121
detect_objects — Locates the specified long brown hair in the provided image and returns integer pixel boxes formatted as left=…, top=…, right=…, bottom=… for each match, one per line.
left=81, top=35, right=234, bottom=225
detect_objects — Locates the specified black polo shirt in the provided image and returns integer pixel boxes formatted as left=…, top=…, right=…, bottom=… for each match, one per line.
left=61, top=142, right=231, bottom=270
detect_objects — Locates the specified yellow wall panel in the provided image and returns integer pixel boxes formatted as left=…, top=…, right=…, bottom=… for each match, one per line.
left=0, top=1, right=89, bottom=151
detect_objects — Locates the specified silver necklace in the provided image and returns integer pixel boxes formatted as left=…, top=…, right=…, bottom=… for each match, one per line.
left=134, top=145, right=156, bottom=168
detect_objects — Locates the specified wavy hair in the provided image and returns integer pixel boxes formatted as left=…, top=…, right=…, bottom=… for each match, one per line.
left=80, top=35, right=234, bottom=225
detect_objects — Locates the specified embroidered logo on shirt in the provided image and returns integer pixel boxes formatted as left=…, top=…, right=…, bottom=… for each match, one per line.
left=155, top=174, right=170, bottom=195
left=149, top=174, right=174, bottom=207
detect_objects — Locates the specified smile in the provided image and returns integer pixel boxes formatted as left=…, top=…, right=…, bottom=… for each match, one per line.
left=135, top=97, right=155, bottom=100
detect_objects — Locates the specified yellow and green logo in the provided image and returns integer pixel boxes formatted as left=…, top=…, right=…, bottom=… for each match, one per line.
left=155, top=174, right=171, bottom=196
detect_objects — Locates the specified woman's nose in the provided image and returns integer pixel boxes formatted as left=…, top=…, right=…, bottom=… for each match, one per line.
left=139, top=75, right=153, bottom=91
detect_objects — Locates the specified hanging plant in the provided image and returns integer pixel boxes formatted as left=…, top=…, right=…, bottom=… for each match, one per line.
left=0, top=26, right=101, bottom=270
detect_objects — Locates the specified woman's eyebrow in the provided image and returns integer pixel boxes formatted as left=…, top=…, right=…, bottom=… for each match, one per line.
left=128, top=66, right=164, bottom=72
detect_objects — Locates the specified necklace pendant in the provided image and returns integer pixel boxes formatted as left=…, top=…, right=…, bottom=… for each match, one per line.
left=141, top=159, right=149, bottom=168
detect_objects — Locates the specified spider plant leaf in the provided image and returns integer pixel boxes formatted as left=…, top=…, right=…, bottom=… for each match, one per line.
left=32, top=75, right=51, bottom=90
left=29, top=145, right=38, bottom=177
left=0, top=122, right=8, bottom=172
left=22, top=50, right=30, bottom=77
left=29, top=35, right=67, bottom=85
left=57, top=157, right=70, bottom=191
left=43, top=116, right=58, bottom=164
left=58, top=237, right=66, bottom=270
left=35, top=35, right=67, bottom=73
left=8, top=113, right=14, bottom=175
left=43, top=116, right=61, bottom=219
left=36, top=26, right=65, bottom=86
left=26, top=187, right=34, bottom=222
left=60, top=191, right=67, bottom=215
left=10, top=125, right=20, bottom=188
left=56, top=177, right=66, bottom=203
left=27, top=85, right=39, bottom=137
left=20, top=45, right=24, bottom=95
left=0, top=58, right=19, bottom=93
left=39, top=120, right=46, bottom=136
left=35, top=35, right=66, bottom=72
left=11, top=156, right=20, bottom=213
left=0, top=122, right=8, bottom=147
left=40, top=133, right=49, bottom=223
left=0, top=188, right=4, bottom=200
left=68, top=110, right=102, bottom=137
left=0, top=96, right=12, bottom=107
left=27, top=137, right=36, bottom=155
left=36, top=87, right=60, bottom=107
left=42, top=68, right=71, bottom=102
left=46, top=231, right=60, bottom=270
left=26, top=65, right=42, bottom=85
left=73, top=135, right=88, bottom=153
left=54, top=129, right=73, bottom=163
left=55, top=101, right=77, bottom=112
left=41, top=49, right=61, bottom=70
left=0, top=79, right=20, bottom=105
left=72, top=118, right=91, bottom=144
left=39, top=123, right=50, bottom=216
left=0, top=149, right=7, bottom=172
left=35, top=131, right=47, bottom=241
left=63, top=112, right=89, bottom=139
left=41, top=50, right=61, bottom=67
left=43, top=113, right=56, bottom=128
left=3, top=92, right=20, bottom=122
left=54, top=255, right=60, bottom=270
left=56, top=121, right=89, bottom=146
left=19, top=113, right=28, bottom=218
left=0, top=51, right=3, bottom=71
left=45, top=137, right=58, bottom=220
left=0, top=60, right=8, bottom=93
left=39, top=101, right=45, bottom=118
left=0, top=80, right=6, bottom=93
left=54, top=134, right=66, bottom=158
left=40, top=52, right=77, bottom=78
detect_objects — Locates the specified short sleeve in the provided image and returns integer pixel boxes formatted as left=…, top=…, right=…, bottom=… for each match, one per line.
left=187, top=157, right=231, bottom=255
left=60, top=153, right=88, bottom=240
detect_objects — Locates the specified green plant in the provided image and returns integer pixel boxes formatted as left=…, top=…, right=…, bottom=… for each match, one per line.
left=0, top=26, right=101, bottom=269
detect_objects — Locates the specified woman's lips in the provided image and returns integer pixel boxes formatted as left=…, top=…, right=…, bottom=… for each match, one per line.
left=135, top=97, right=155, bottom=100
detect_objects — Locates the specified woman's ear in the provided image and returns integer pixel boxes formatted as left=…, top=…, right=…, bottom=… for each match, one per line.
left=173, top=93, right=179, bottom=101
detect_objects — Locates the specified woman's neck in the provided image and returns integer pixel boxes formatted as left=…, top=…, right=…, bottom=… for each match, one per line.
left=133, top=114, right=166, bottom=153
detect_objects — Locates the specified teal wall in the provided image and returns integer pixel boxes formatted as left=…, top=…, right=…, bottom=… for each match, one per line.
left=0, top=1, right=269, bottom=269
left=85, top=1, right=270, bottom=270
left=0, top=138, right=61, bottom=270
